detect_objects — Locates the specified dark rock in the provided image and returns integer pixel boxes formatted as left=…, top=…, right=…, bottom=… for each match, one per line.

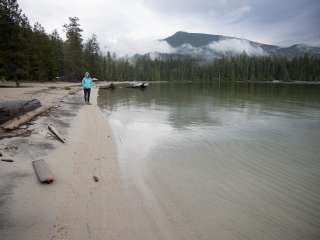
left=93, top=176, right=99, bottom=182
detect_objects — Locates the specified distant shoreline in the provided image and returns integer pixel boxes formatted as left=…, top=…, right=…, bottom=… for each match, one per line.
left=1, top=80, right=320, bottom=89
left=234, top=80, right=320, bottom=85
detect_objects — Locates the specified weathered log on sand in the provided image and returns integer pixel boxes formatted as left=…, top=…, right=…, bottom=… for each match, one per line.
left=48, top=124, right=65, bottom=143
left=0, top=99, right=41, bottom=124
left=32, top=159, right=54, bottom=184
left=99, top=83, right=115, bottom=90
left=1, top=105, right=51, bottom=131
left=1, top=159, right=14, bottom=163
left=0, top=128, right=32, bottom=139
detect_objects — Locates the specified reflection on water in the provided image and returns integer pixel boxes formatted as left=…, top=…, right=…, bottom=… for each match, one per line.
left=98, top=83, right=320, bottom=240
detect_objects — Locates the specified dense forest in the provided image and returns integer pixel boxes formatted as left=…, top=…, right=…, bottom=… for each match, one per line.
left=1, top=0, right=320, bottom=85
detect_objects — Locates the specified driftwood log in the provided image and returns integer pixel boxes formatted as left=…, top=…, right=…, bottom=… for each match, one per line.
left=32, top=159, right=54, bottom=184
left=99, top=83, right=115, bottom=90
left=1, top=159, right=14, bottom=163
left=0, top=128, right=32, bottom=139
left=1, top=105, right=51, bottom=131
left=48, top=124, right=65, bottom=143
left=0, top=99, right=41, bottom=124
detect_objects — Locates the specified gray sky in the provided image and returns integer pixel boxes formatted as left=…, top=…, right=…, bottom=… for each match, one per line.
left=19, top=0, right=320, bottom=55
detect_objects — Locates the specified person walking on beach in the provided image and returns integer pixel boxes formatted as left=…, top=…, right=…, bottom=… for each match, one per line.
left=82, top=72, right=93, bottom=104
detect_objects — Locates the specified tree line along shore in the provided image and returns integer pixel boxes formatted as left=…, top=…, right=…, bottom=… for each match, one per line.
left=1, top=0, right=320, bottom=86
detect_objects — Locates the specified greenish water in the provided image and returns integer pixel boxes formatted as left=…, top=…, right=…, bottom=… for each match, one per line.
left=98, top=83, right=320, bottom=240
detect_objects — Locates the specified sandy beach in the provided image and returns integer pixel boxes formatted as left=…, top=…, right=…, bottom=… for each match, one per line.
left=0, top=83, right=155, bottom=240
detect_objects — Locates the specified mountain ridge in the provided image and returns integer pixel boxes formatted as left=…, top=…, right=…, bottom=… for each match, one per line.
left=161, top=31, right=320, bottom=58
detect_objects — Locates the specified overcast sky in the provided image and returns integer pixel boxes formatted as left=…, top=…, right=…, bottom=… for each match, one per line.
left=19, top=0, right=320, bottom=55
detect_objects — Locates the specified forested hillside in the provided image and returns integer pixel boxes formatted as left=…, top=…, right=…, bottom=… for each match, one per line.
left=0, top=0, right=104, bottom=84
left=1, top=0, right=319, bottom=84
left=129, top=54, right=320, bottom=82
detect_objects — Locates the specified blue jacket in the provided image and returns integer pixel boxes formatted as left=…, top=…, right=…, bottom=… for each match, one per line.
left=82, top=77, right=93, bottom=89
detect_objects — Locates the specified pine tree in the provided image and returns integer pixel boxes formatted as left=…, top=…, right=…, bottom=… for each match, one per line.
left=63, top=17, right=83, bottom=81
left=50, top=29, right=64, bottom=80
left=84, top=34, right=101, bottom=78
left=0, top=0, right=29, bottom=85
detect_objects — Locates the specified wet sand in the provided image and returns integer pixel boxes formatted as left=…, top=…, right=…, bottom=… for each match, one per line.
left=0, top=83, right=173, bottom=240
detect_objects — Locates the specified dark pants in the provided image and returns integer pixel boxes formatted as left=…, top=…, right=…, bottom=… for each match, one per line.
left=83, top=88, right=91, bottom=102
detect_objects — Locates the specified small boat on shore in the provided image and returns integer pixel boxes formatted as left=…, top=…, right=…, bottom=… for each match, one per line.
left=127, top=82, right=149, bottom=88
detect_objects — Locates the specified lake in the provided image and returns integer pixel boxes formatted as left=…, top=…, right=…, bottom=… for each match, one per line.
left=98, top=82, right=320, bottom=240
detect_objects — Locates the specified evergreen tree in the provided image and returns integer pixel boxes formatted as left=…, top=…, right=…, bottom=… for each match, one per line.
left=50, top=29, right=64, bottom=80
left=29, top=22, right=54, bottom=81
left=84, top=34, right=101, bottom=78
left=63, top=17, right=83, bottom=81
left=0, top=0, right=29, bottom=85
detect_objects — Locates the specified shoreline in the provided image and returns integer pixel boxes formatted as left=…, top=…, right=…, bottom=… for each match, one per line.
left=0, top=86, right=137, bottom=239
left=1, top=83, right=177, bottom=240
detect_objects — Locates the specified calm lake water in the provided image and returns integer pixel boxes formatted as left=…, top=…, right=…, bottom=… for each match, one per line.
left=98, top=83, right=320, bottom=240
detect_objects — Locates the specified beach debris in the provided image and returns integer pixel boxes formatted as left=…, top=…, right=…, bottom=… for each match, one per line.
left=1, top=105, right=51, bottom=131
left=4, top=145, right=18, bottom=151
left=127, top=82, right=149, bottom=88
left=68, top=88, right=79, bottom=95
left=32, top=159, right=54, bottom=184
left=99, top=82, right=115, bottom=90
left=0, top=129, right=32, bottom=140
left=1, top=159, right=14, bottom=163
left=93, top=176, right=99, bottom=182
left=0, top=99, right=41, bottom=125
left=48, top=124, right=65, bottom=143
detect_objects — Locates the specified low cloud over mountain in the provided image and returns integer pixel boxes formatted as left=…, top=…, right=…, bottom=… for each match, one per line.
left=159, top=31, right=320, bottom=59
left=208, top=39, right=266, bottom=56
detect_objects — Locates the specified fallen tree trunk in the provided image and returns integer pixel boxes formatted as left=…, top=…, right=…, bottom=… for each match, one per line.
left=32, top=159, right=54, bottom=184
left=1, top=105, right=51, bottom=131
left=99, top=83, right=115, bottom=90
left=1, top=159, right=14, bottom=163
left=48, top=124, right=65, bottom=143
left=0, top=99, right=41, bottom=124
